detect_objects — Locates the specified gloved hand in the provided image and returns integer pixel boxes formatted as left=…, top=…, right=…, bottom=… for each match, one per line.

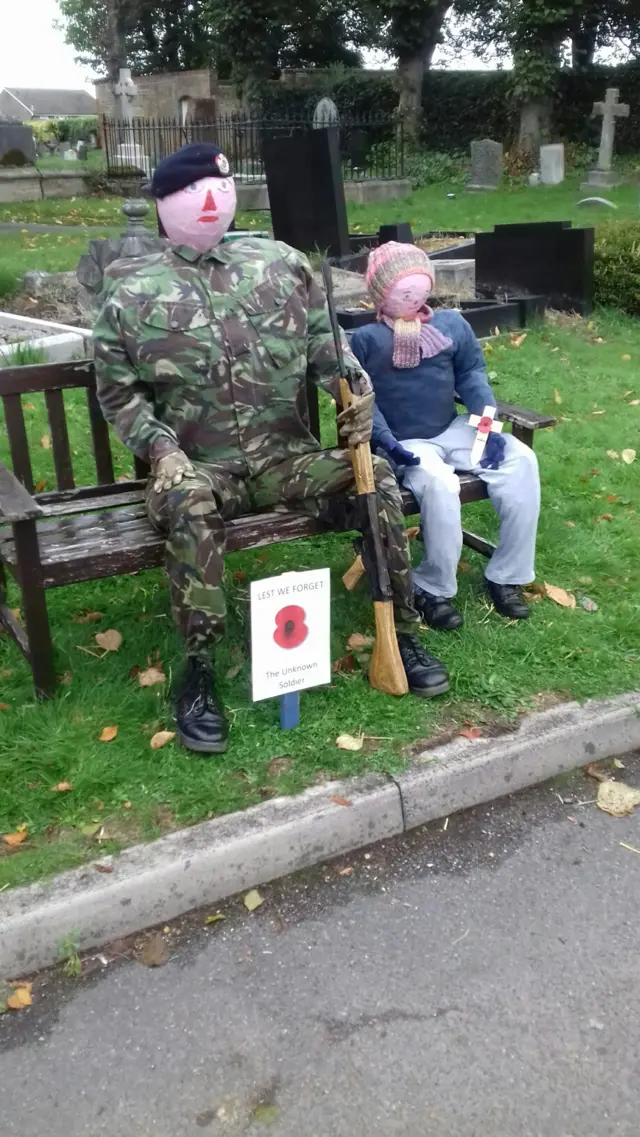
left=386, top=440, right=420, bottom=467
left=152, top=449, right=196, bottom=493
left=336, top=390, right=375, bottom=446
left=479, top=432, right=506, bottom=470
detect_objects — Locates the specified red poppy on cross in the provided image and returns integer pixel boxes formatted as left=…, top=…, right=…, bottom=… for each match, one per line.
left=468, top=405, right=503, bottom=465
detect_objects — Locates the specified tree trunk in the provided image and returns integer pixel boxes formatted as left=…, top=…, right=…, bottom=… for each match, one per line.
left=105, top=0, right=127, bottom=84
left=394, top=0, right=449, bottom=144
left=572, top=26, right=597, bottom=70
left=518, top=98, right=552, bottom=157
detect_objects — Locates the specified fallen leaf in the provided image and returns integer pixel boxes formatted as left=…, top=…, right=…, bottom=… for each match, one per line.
left=487, top=369, right=498, bottom=380
left=2, top=830, right=28, bottom=848
left=150, top=730, right=176, bottom=750
left=140, top=932, right=169, bottom=967
left=81, top=822, right=102, bottom=837
left=123, top=801, right=132, bottom=809
left=597, top=779, right=640, bottom=817
left=523, top=590, right=542, bottom=602
left=458, top=560, right=473, bottom=573
left=592, top=410, right=606, bottom=415
left=544, top=582, right=576, bottom=609
left=0, top=669, right=12, bottom=679
left=336, top=732, right=364, bottom=751
left=225, top=663, right=242, bottom=680
left=590, top=469, right=601, bottom=476
left=405, top=525, right=420, bottom=540
left=40, top=433, right=50, bottom=450
left=137, top=664, right=166, bottom=687
left=233, top=570, right=247, bottom=581
left=23, top=402, right=35, bottom=410
left=34, top=478, right=47, bottom=492
left=579, top=576, right=593, bottom=584
left=204, top=913, right=225, bottom=925
left=621, top=448, right=636, bottom=464
left=606, top=495, right=620, bottom=504
left=331, top=794, right=353, bottom=807
left=347, top=633, right=374, bottom=652
left=338, top=866, right=354, bottom=876
left=94, top=862, right=113, bottom=873
left=622, top=354, right=631, bottom=361
left=51, top=781, right=73, bottom=792
left=628, top=399, right=640, bottom=405
left=72, top=610, right=103, bottom=623
left=593, top=336, right=604, bottom=344
left=585, top=762, right=609, bottom=783
left=0, top=703, right=9, bottom=711
left=99, top=725, right=118, bottom=742
left=244, top=889, right=264, bottom=912
left=128, top=664, right=141, bottom=680
left=7, top=986, right=32, bottom=1010
left=554, top=389, right=563, bottom=404
left=459, top=727, right=482, bottom=740
left=510, top=333, right=527, bottom=348
left=613, top=758, right=625, bottom=769
left=95, top=629, right=122, bottom=652
left=332, top=652, right=355, bottom=673
left=564, top=520, right=575, bottom=528
left=580, top=595, right=599, bottom=612
left=266, top=756, right=293, bottom=778
left=252, top=1105, right=281, bottom=1124
left=596, top=514, right=614, bottom=522
left=606, top=450, right=619, bottom=460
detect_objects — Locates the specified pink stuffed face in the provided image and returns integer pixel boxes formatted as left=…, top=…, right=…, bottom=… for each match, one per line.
left=157, top=175, right=237, bottom=252
left=382, top=272, right=433, bottom=319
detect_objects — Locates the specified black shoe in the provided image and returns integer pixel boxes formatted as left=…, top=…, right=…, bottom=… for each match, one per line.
left=486, top=580, right=530, bottom=620
left=175, top=657, right=229, bottom=754
left=397, top=634, right=450, bottom=698
left=413, top=587, right=463, bottom=631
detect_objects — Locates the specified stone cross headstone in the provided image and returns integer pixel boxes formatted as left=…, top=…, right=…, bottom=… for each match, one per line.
left=313, top=96, right=340, bottom=130
left=540, top=143, right=564, bottom=185
left=468, top=139, right=503, bottom=191
left=583, top=88, right=630, bottom=189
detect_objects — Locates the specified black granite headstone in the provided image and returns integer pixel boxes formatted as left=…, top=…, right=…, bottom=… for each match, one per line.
left=262, top=127, right=349, bottom=258
left=378, top=222, right=414, bottom=245
left=475, top=221, right=594, bottom=314
left=0, top=121, right=36, bottom=166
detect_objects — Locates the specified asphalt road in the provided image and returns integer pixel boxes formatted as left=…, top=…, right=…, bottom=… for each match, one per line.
left=1, top=755, right=639, bottom=1137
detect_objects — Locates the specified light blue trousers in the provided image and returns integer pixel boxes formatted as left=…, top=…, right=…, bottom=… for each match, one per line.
left=402, top=415, right=541, bottom=599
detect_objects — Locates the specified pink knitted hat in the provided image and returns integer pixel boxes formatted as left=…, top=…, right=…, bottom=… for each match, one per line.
left=366, top=242, right=435, bottom=313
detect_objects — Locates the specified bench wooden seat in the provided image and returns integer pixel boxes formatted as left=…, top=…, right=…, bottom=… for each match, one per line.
left=0, top=359, right=555, bottom=697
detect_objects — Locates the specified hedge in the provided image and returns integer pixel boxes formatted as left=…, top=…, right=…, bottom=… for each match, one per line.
left=258, top=64, right=640, bottom=153
left=594, top=222, right=640, bottom=317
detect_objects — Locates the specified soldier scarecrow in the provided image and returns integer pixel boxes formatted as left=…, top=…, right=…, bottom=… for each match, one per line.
left=94, top=144, right=449, bottom=755
left=350, top=243, right=541, bottom=632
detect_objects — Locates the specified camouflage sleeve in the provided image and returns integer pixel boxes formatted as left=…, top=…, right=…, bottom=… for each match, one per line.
left=277, top=243, right=372, bottom=400
left=93, top=297, right=181, bottom=463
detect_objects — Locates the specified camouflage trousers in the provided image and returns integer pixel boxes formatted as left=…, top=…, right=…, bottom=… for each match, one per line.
left=146, top=447, right=420, bottom=656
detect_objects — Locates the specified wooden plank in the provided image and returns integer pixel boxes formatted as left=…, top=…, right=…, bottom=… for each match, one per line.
left=45, top=389, right=75, bottom=491
left=0, top=359, right=94, bottom=396
left=37, top=488, right=146, bottom=518
left=86, top=388, right=115, bottom=484
left=35, top=478, right=146, bottom=508
left=496, top=401, right=556, bottom=430
left=13, top=519, right=56, bottom=696
left=0, top=462, right=43, bottom=522
left=2, top=394, right=35, bottom=493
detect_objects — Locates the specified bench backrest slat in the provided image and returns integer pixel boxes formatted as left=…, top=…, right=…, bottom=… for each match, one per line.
left=45, top=390, right=75, bottom=490
left=86, top=387, right=115, bottom=484
left=2, top=393, right=35, bottom=492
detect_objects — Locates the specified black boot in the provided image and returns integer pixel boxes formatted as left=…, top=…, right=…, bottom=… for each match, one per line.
left=397, top=634, right=450, bottom=698
left=486, top=580, right=530, bottom=620
left=413, top=587, right=463, bottom=631
left=175, top=657, right=229, bottom=755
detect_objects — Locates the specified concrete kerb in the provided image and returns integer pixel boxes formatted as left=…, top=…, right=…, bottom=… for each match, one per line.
left=1, top=690, right=639, bottom=977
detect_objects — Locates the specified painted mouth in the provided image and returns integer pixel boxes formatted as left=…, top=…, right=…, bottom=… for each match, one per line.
left=198, top=214, right=219, bottom=223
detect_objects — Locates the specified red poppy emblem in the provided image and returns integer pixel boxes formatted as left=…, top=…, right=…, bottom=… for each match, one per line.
left=477, top=415, right=494, bottom=433
left=273, top=605, right=308, bottom=649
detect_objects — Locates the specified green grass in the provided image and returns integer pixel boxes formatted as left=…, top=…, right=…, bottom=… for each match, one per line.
left=0, top=229, right=112, bottom=301
left=0, top=309, right=639, bottom=889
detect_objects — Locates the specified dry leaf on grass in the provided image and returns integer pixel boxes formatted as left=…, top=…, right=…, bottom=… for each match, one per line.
left=606, top=450, right=619, bottom=460
left=554, top=389, right=563, bottom=404
left=458, top=560, right=473, bottom=573
left=225, top=663, right=242, bottom=681
left=544, top=582, right=576, bottom=609
left=596, top=514, right=614, bottom=522
left=7, top=984, right=33, bottom=1010
left=621, top=448, right=636, bottom=464
left=0, top=703, right=9, bottom=711
left=332, top=652, right=355, bottom=673
left=95, top=629, right=122, bottom=652
left=405, top=525, right=421, bottom=540
left=331, top=794, right=353, bottom=807
left=628, top=399, right=640, bottom=406
left=622, top=353, right=631, bottom=361
left=613, top=758, right=625, bottom=769
left=459, top=727, right=482, bottom=740
left=150, top=730, right=175, bottom=750
left=40, top=433, right=50, bottom=450
left=73, top=610, right=103, bottom=624
left=336, top=732, right=364, bottom=751
left=140, top=932, right=169, bottom=968
left=137, top=665, right=166, bottom=687
left=244, top=889, right=264, bottom=912
left=51, top=781, right=72, bottom=792
left=205, top=913, right=225, bottom=925
left=597, top=780, right=640, bottom=817
left=3, top=829, right=28, bottom=848
left=347, top=633, right=374, bottom=652
left=510, top=333, right=527, bottom=348
left=34, top=478, right=47, bottom=492
left=99, top=725, right=118, bottom=742
left=592, top=410, right=606, bottom=416
left=564, top=520, right=576, bottom=528
left=585, top=762, right=609, bottom=782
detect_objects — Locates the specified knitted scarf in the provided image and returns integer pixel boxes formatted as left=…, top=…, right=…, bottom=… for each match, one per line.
left=381, top=307, right=453, bottom=369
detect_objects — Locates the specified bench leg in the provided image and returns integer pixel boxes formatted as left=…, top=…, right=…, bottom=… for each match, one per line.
left=13, top=520, right=56, bottom=698
left=462, top=528, right=496, bottom=559
left=512, top=424, right=534, bottom=449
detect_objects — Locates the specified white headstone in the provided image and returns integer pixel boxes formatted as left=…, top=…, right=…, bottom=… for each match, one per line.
left=115, top=142, right=151, bottom=177
left=313, top=97, right=340, bottom=130
left=63, top=149, right=77, bottom=161
left=468, top=139, right=503, bottom=191
left=540, top=143, right=564, bottom=185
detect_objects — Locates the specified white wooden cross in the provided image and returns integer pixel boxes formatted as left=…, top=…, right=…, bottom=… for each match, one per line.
left=469, top=405, right=503, bottom=465
left=592, top=88, right=629, bottom=173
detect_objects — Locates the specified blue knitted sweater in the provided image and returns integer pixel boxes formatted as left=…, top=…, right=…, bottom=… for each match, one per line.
left=350, top=309, right=496, bottom=447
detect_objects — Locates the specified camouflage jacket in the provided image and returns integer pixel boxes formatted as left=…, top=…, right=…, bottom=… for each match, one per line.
left=93, top=236, right=368, bottom=474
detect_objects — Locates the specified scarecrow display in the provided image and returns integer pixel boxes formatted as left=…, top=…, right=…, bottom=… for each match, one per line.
left=350, top=242, right=541, bottom=632
left=93, top=145, right=449, bottom=755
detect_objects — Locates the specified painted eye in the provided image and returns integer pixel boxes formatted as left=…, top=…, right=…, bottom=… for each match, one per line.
left=184, top=182, right=201, bottom=193
left=216, top=179, right=232, bottom=193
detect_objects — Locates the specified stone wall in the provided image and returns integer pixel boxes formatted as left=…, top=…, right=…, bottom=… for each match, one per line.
left=95, top=70, right=216, bottom=121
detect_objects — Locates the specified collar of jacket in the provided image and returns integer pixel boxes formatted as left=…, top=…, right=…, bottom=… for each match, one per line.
left=172, top=243, right=231, bottom=265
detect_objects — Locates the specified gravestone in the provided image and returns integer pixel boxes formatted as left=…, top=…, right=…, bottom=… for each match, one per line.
left=262, top=127, right=349, bottom=259
left=468, top=139, right=503, bottom=191
left=0, top=120, right=35, bottom=166
left=475, top=220, right=594, bottom=315
left=76, top=141, right=88, bottom=161
left=583, top=88, right=630, bottom=189
left=115, top=141, right=151, bottom=177
left=540, top=143, right=564, bottom=185
left=63, top=149, right=77, bottom=161
left=77, top=199, right=167, bottom=304
left=313, top=97, right=340, bottom=130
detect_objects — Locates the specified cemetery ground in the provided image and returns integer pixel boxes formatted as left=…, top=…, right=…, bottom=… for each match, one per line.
left=0, top=309, right=639, bottom=892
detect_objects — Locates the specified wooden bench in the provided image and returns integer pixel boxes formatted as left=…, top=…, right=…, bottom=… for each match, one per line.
left=0, top=358, right=555, bottom=697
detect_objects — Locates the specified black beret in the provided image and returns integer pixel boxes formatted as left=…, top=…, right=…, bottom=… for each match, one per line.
left=149, top=142, right=232, bottom=199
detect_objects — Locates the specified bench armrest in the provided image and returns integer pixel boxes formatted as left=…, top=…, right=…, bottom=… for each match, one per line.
left=495, top=401, right=556, bottom=430
left=0, top=463, right=43, bottom=522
